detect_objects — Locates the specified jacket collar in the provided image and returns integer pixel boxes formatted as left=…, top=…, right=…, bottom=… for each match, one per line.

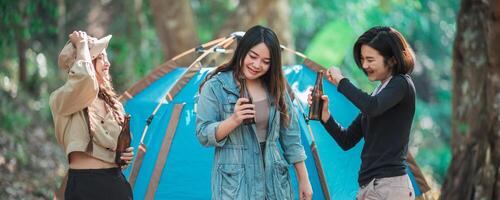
left=215, top=70, right=240, bottom=96
left=214, top=70, right=276, bottom=106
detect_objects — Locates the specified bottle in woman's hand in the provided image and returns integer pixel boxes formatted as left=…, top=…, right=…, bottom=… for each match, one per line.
left=308, top=71, right=324, bottom=120
left=115, top=114, right=131, bottom=166
left=239, top=78, right=255, bottom=125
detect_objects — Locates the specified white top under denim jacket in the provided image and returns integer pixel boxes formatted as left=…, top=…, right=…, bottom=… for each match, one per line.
left=196, top=70, right=307, bottom=200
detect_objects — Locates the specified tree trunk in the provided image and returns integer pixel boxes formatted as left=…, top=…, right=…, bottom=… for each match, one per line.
left=267, top=0, right=295, bottom=65
left=16, top=0, right=28, bottom=85
left=87, top=0, right=114, bottom=37
left=149, top=0, right=198, bottom=64
left=122, top=0, right=148, bottom=46
left=215, top=0, right=276, bottom=38
left=16, top=35, right=27, bottom=85
left=441, top=0, right=500, bottom=199
left=57, top=0, right=66, bottom=46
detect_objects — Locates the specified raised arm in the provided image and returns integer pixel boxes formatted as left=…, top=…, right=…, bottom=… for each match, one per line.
left=337, top=76, right=407, bottom=117
left=49, top=31, right=99, bottom=116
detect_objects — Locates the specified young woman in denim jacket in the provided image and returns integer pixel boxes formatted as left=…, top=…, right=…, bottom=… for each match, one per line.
left=196, top=25, right=313, bottom=200
left=308, top=26, right=417, bottom=200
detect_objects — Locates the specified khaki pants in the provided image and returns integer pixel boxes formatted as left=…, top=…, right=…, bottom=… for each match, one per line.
left=356, top=174, right=414, bottom=200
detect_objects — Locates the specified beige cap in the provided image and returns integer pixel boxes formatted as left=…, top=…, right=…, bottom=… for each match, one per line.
left=58, top=35, right=112, bottom=71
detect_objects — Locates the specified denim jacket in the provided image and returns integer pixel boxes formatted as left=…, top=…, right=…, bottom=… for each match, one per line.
left=196, top=70, right=307, bottom=200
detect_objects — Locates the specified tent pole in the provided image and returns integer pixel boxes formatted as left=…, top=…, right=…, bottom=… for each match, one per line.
left=171, top=37, right=226, bottom=61
left=127, top=34, right=239, bottom=188
left=281, top=44, right=332, bottom=199
left=286, top=87, right=332, bottom=200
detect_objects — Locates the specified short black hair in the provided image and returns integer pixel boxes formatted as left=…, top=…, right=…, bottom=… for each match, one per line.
left=353, top=26, right=415, bottom=75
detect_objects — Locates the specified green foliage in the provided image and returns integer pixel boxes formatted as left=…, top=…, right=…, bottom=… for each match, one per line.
left=0, top=0, right=459, bottom=197
left=306, top=20, right=356, bottom=67
left=0, top=0, right=59, bottom=51
left=304, top=20, right=375, bottom=91
left=415, top=143, right=451, bottom=183
left=192, top=0, right=237, bottom=42
left=0, top=98, right=31, bottom=134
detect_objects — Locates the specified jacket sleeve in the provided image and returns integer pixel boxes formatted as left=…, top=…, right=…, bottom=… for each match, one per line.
left=321, top=113, right=363, bottom=151
left=196, top=81, right=227, bottom=147
left=337, top=76, right=408, bottom=117
left=279, top=92, right=307, bottom=164
left=49, top=60, right=99, bottom=116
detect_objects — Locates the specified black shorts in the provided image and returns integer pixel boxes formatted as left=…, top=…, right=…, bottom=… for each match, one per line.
left=65, top=167, right=133, bottom=200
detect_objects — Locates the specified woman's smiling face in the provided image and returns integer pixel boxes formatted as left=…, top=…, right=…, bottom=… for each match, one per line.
left=242, top=42, right=271, bottom=80
left=93, top=49, right=111, bottom=82
left=360, top=44, right=392, bottom=82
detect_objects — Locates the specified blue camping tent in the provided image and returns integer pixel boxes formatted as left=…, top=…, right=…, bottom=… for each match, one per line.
left=119, top=35, right=430, bottom=199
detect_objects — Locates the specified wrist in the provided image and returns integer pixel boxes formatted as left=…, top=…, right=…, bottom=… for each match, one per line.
left=321, top=111, right=330, bottom=123
left=229, top=114, right=241, bottom=126
left=75, top=40, right=88, bottom=48
left=336, top=76, right=345, bottom=85
left=298, top=173, right=310, bottom=182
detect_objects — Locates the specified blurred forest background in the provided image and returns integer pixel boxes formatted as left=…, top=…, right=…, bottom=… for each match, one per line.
left=1, top=0, right=498, bottom=199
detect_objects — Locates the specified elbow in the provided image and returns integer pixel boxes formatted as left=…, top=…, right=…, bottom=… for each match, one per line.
left=196, top=134, right=211, bottom=148
left=195, top=128, right=211, bottom=147
left=196, top=123, right=222, bottom=148
left=339, top=144, right=354, bottom=151
left=284, top=146, right=307, bottom=164
left=72, top=68, right=99, bottom=95
left=335, top=138, right=355, bottom=151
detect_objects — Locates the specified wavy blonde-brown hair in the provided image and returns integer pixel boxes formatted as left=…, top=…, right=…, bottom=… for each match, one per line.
left=88, top=54, right=125, bottom=130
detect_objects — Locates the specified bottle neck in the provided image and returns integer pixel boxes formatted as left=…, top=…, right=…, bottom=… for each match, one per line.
left=315, top=72, right=324, bottom=90
left=240, top=78, right=252, bottom=99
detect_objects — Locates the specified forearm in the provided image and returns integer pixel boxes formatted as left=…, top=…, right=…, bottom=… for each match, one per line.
left=75, top=41, right=91, bottom=62
left=293, top=161, right=310, bottom=182
left=321, top=110, right=331, bottom=124
left=215, top=115, right=240, bottom=142
left=321, top=115, right=361, bottom=151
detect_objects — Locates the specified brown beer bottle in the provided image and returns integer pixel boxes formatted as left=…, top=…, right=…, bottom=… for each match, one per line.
left=240, top=78, right=255, bottom=125
left=115, top=114, right=131, bottom=166
left=309, top=71, right=324, bottom=120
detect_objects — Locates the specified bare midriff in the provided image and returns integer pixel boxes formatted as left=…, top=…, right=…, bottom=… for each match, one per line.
left=69, top=152, right=117, bottom=169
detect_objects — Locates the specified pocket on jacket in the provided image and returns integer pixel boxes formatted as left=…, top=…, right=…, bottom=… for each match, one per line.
left=217, top=164, right=245, bottom=200
left=222, top=94, right=237, bottom=118
left=272, top=160, right=292, bottom=200
left=222, top=104, right=235, bottom=115
left=92, top=126, right=118, bottom=150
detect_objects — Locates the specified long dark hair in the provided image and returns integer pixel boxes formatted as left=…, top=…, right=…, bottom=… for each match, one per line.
left=353, top=26, right=415, bottom=75
left=199, top=25, right=290, bottom=127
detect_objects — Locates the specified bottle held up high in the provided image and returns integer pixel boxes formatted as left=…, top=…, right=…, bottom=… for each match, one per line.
left=240, top=77, right=255, bottom=125
left=115, top=114, right=131, bottom=166
left=308, top=70, right=324, bottom=121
